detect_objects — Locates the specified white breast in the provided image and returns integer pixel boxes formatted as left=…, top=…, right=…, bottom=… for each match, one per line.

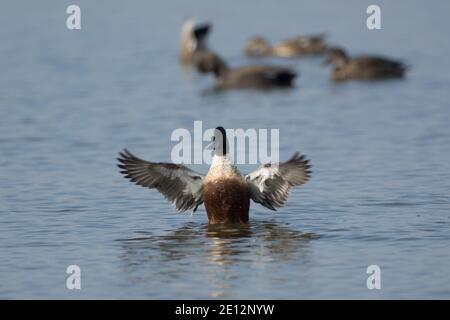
left=205, top=155, right=241, bottom=182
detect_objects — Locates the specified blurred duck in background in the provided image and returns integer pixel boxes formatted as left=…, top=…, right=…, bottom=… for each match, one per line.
left=179, top=18, right=212, bottom=66
left=194, top=51, right=297, bottom=90
left=324, top=47, right=408, bottom=82
left=245, top=34, right=328, bottom=58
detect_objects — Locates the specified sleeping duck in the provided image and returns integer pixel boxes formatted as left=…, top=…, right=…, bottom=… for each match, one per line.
left=324, top=47, right=408, bottom=81
left=179, top=18, right=212, bottom=66
left=245, top=35, right=327, bottom=58
left=194, top=51, right=297, bottom=89
left=118, top=127, right=311, bottom=224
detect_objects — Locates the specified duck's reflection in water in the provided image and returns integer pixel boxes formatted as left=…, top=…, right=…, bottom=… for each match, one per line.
left=118, top=220, right=319, bottom=298
left=204, top=222, right=318, bottom=264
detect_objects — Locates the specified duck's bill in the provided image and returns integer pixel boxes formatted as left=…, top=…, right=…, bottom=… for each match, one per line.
left=206, top=141, right=215, bottom=150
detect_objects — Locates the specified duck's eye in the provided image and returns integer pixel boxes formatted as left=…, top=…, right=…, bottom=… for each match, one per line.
left=212, top=136, right=215, bottom=141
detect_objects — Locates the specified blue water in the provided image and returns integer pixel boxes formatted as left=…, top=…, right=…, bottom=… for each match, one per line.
left=1, top=0, right=450, bottom=299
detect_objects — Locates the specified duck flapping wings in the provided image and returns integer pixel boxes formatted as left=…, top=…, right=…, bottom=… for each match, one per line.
left=118, top=149, right=311, bottom=213
left=245, top=152, right=311, bottom=210
left=117, top=149, right=204, bottom=212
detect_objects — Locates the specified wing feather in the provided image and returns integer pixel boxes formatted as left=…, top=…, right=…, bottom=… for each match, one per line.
left=245, top=152, right=311, bottom=210
left=117, top=149, right=204, bottom=212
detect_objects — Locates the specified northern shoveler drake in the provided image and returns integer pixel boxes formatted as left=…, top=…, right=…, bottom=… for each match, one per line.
left=117, top=127, right=311, bottom=224
left=245, top=35, right=328, bottom=58
left=324, top=47, right=408, bottom=81
left=194, top=51, right=297, bottom=89
left=179, top=18, right=212, bottom=66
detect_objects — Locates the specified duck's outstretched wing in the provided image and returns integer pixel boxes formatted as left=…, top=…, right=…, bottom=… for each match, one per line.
left=245, top=152, right=311, bottom=210
left=117, top=149, right=204, bottom=212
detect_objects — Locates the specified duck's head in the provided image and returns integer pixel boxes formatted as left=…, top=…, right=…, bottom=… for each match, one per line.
left=207, top=126, right=228, bottom=156
left=324, top=47, right=349, bottom=67
left=194, top=51, right=228, bottom=77
left=245, top=36, right=272, bottom=57
left=180, top=18, right=211, bottom=51
left=193, top=22, right=211, bottom=43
